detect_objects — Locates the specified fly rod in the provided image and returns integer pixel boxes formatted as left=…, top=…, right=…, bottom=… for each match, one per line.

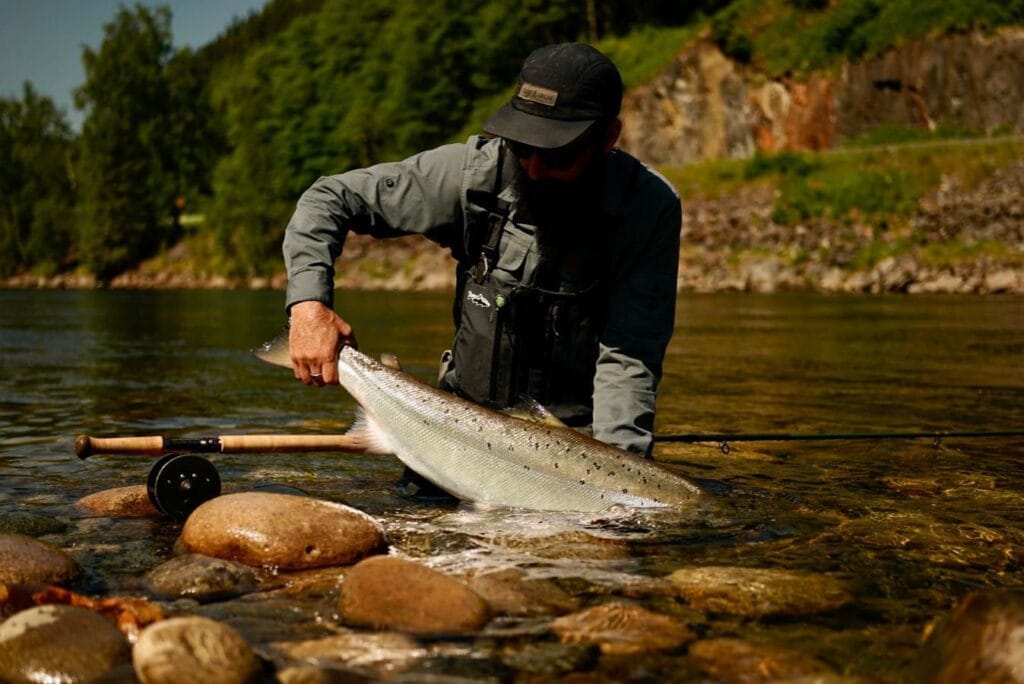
left=74, top=434, right=364, bottom=459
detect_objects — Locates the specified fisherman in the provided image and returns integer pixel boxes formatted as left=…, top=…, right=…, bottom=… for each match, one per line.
left=283, top=42, right=681, bottom=464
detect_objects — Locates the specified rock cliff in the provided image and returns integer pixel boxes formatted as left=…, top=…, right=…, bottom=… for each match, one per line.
left=619, top=28, right=1024, bottom=164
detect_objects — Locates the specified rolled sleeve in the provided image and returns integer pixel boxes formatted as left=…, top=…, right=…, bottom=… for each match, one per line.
left=282, top=142, right=468, bottom=310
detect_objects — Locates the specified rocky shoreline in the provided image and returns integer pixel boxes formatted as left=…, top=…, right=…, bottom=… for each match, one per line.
left=4, top=159, right=1022, bottom=296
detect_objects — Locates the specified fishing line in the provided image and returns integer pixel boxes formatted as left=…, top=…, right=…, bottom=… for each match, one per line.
left=653, top=429, right=1024, bottom=453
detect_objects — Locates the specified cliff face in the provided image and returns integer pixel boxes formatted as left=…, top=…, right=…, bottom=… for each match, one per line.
left=619, top=29, right=1024, bottom=164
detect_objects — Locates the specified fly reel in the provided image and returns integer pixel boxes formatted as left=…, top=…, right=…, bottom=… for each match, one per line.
left=146, top=453, right=222, bottom=521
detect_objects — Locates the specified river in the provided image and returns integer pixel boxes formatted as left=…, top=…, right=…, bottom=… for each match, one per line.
left=1, top=289, right=1022, bottom=680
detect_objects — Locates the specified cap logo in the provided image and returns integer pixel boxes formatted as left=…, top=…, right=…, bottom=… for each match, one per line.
left=518, top=82, right=558, bottom=107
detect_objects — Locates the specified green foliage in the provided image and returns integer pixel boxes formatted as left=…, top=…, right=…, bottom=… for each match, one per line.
left=843, top=122, right=983, bottom=148
left=0, top=84, right=75, bottom=276
left=595, top=24, right=698, bottom=87
left=711, top=0, right=1024, bottom=76
left=74, top=4, right=177, bottom=281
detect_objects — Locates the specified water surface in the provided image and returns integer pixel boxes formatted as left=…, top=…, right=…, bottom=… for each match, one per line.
left=1, top=289, right=1022, bottom=680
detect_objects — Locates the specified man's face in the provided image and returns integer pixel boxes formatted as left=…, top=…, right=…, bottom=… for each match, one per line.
left=507, top=119, right=622, bottom=183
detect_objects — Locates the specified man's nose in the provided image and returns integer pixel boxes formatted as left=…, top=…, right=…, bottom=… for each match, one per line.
left=519, top=152, right=548, bottom=180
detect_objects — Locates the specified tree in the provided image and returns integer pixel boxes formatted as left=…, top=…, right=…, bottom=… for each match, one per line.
left=74, top=4, right=175, bottom=281
left=0, top=83, right=75, bottom=276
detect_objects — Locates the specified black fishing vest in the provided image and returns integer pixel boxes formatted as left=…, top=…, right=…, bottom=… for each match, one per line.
left=441, top=145, right=617, bottom=426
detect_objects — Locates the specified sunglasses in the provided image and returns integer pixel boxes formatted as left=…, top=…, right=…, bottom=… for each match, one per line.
left=505, top=127, right=601, bottom=170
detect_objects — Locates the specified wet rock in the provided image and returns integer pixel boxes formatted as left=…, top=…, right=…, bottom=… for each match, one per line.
left=484, top=529, right=632, bottom=560
left=338, top=556, right=489, bottom=635
left=76, top=486, right=160, bottom=518
left=500, top=641, right=599, bottom=675
left=144, top=554, right=260, bottom=602
left=271, top=631, right=422, bottom=672
left=275, top=663, right=372, bottom=683
left=879, top=476, right=942, bottom=497
left=0, top=604, right=131, bottom=683
left=0, top=533, right=81, bottom=585
left=689, top=638, right=837, bottom=683
left=181, top=492, right=386, bottom=570
left=133, top=616, right=262, bottom=684
left=911, top=589, right=1024, bottom=684
left=550, top=602, right=696, bottom=655
left=668, top=566, right=853, bottom=618
left=467, top=568, right=578, bottom=617
left=0, top=511, right=68, bottom=536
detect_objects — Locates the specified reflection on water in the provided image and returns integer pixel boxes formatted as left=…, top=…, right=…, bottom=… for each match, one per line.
left=1, top=289, right=1022, bottom=679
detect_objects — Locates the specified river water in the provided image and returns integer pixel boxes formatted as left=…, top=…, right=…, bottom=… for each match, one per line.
left=1, top=289, right=1022, bottom=680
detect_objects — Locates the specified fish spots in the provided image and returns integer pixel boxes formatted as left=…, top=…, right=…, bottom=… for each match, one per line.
left=487, top=442, right=492, bottom=450
left=523, top=464, right=530, bottom=471
left=622, top=488, right=628, bottom=494
left=594, top=464, right=601, bottom=471
left=579, top=479, right=586, bottom=485
left=553, top=462, right=559, bottom=469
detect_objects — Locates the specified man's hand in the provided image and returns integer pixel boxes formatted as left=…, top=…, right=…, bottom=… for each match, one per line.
left=288, top=301, right=357, bottom=386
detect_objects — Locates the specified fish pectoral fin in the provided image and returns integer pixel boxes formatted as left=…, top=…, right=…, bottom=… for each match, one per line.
left=345, top=410, right=396, bottom=455
left=252, top=324, right=294, bottom=369
left=379, top=352, right=403, bottom=371
left=502, top=396, right=568, bottom=428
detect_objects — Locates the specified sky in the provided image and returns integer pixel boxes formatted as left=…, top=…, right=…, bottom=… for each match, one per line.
left=0, top=0, right=268, bottom=130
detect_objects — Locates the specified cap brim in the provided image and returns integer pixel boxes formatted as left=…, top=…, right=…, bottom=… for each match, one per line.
left=483, top=103, right=595, bottom=149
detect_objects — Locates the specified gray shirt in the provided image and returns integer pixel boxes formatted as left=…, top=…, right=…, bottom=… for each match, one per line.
left=283, top=135, right=681, bottom=455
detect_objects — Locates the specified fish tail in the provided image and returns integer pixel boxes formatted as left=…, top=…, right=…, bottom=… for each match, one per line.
left=344, top=409, right=395, bottom=455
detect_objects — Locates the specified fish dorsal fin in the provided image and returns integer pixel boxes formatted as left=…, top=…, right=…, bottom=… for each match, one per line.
left=380, top=353, right=403, bottom=371
left=502, top=396, right=567, bottom=428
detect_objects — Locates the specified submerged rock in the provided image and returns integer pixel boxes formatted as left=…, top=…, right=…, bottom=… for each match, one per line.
left=550, top=602, right=696, bottom=655
left=271, top=631, right=422, bottom=673
left=500, top=641, right=599, bottom=675
left=339, top=556, right=489, bottom=635
left=688, top=638, right=837, bottom=683
left=76, top=486, right=160, bottom=518
left=275, top=663, right=373, bottom=683
left=668, top=566, right=853, bottom=618
left=180, top=492, right=386, bottom=570
left=467, top=568, right=578, bottom=617
left=0, top=511, right=68, bottom=536
left=911, top=589, right=1024, bottom=684
left=133, top=616, right=262, bottom=684
left=0, top=604, right=131, bottom=683
left=144, top=554, right=260, bottom=602
left=0, top=533, right=81, bottom=585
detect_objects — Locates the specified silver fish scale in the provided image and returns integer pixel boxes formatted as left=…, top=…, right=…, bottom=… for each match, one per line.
left=337, top=348, right=704, bottom=512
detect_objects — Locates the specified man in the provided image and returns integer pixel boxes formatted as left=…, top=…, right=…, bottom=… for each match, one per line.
left=283, top=43, right=680, bottom=458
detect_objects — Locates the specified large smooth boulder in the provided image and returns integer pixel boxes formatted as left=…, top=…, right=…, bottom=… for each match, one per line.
left=132, top=616, right=262, bottom=684
left=180, top=492, right=386, bottom=570
left=0, top=533, right=81, bottom=585
left=0, top=605, right=131, bottom=683
left=339, top=556, right=489, bottom=635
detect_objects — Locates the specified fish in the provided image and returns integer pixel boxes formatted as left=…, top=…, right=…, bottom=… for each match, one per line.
left=254, top=334, right=707, bottom=512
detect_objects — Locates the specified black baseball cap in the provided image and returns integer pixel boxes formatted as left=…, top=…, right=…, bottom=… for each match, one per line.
left=484, top=43, right=623, bottom=150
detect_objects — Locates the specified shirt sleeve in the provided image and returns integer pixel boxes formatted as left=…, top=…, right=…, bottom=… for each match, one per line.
left=592, top=194, right=681, bottom=457
left=282, top=142, right=467, bottom=310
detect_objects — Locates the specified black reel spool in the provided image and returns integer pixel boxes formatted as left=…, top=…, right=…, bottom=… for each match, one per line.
left=147, top=453, right=222, bottom=521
